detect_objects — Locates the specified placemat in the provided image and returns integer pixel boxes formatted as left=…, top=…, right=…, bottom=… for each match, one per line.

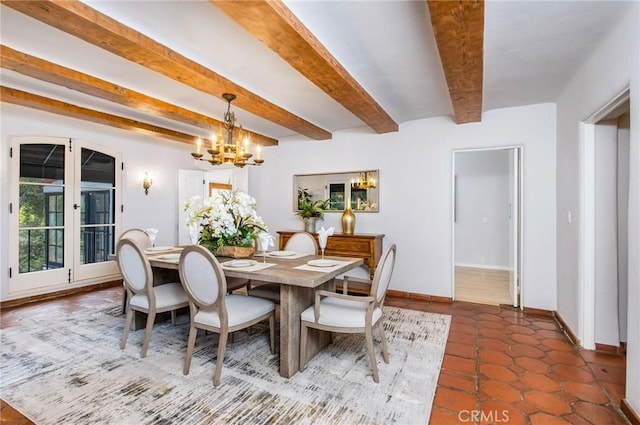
left=294, top=260, right=352, bottom=273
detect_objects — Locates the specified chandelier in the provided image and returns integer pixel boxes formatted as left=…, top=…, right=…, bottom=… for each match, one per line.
left=191, top=93, right=264, bottom=167
left=351, top=172, right=376, bottom=189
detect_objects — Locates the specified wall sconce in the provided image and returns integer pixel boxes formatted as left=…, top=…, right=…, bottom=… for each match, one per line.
left=142, top=172, right=153, bottom=195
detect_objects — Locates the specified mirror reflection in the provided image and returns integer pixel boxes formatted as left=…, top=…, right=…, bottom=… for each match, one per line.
left=294, top=170, right=379, bottom=212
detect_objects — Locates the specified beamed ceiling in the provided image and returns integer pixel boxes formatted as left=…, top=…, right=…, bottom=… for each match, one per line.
left=0, top=0, right=632, bottom=150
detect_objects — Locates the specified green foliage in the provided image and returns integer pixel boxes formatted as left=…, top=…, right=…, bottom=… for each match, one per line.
left=296, top=198, right=330, bottom=220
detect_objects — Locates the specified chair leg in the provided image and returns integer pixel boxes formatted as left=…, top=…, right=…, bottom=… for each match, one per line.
left=365, top=327, right=379, bottom=383
left=213, top=331, right=228, bottom=386
left=299, top=322, right=308, bottom=372
left=378, top=323, right=390, bottom=363
left=184, top=325, right=197, bottom=375
left=121, top=290, right=127, bottom=315
left=141, top=311, right=156, bottom=358
left=171, top=310, right=177, bottom=326
left=120, top=308, right=134, bottom=349
left=268, top=313, right=275, bottom=354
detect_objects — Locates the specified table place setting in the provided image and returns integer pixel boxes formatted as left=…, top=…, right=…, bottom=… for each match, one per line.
left=221, top=258, right=276, bottom=272
left=294, top=259, right=353, bottom=272
left=254, top=250, right=310, bottom=259
left=145, top=246, right=176, bottom=254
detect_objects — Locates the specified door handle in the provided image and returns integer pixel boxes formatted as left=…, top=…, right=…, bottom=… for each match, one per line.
left=73, top=203, right=80, bottom=210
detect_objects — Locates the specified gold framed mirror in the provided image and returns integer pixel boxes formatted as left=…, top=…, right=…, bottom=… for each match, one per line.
left=294, top=170, right=379, bottom=213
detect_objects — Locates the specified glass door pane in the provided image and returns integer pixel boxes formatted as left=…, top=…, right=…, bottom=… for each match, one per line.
left=79, top=148, right=116, bottom=264
left=18, top=144, right=66, bottom=273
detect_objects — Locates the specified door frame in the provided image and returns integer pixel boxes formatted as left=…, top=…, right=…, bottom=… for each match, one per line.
left=579, top=87, right=630, bottom=349
left=9, top=137, right=122, bottom=295
left=451, top=146, right=524, bottom=308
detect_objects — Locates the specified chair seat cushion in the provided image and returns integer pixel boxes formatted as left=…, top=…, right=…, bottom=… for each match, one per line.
left=300, top=296, right=382, bottom=328
left=195, top=294, right=275, bottom=328
left=130, top=282, right=189, bottom=310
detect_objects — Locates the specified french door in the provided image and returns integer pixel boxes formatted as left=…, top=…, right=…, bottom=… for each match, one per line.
left=9, top=137, right=121, bottom=294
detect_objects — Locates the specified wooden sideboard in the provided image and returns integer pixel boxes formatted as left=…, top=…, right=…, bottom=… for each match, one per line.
left=277, top=231, right=384, bottom=281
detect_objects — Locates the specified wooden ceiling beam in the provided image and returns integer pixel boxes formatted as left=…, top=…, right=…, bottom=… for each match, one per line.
left=0, top=45, right=278, bottom=147
left=427, top=0, right=484, bottom=124
left=2, top=0, right=331, bottom=140
left=212, top=0, right=398, bottom=134
left=1, top=86, right=205, bottom=146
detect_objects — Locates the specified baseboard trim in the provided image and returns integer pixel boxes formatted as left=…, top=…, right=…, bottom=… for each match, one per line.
left=521, top=306, right=555, bottom=317
left=386, top=289, right=453, bottom=303
left=595, top=343, right=627, bottom=355
left=553, top=311, right=580, bottom=346
left=455, top=263, right=510, bottom=271
left=622, top=399, right=640, bottom=425
left=0, top=280, right=122, bottom=310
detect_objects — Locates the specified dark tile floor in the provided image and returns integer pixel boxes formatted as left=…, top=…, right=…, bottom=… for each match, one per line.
left=0, top=287, right=630, bottom=425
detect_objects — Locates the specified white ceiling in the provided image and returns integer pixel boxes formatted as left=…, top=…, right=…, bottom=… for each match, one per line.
left=0, top=0, right=632, bottom=142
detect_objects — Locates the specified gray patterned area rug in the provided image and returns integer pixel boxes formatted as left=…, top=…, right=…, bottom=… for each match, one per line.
left=1, top=301, right=450, bottom=425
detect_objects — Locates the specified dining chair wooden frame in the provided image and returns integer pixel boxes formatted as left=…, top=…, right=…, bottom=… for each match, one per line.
left=117, top=237, right=189, bottom=358
left=299, top=243, right=397, bottom=383
left=117, top=228, right=153, bottom=313
left=179, top=245, right=276, bottom=386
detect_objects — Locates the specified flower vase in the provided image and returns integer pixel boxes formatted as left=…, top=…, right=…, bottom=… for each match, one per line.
left=304, top=217, right=318, bottom=233
left=341, top=205, right=355, bottom=234
left=215, top=245, right=256, bottom=258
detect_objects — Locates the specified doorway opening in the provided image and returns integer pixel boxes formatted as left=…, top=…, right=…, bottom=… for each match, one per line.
left=580, top=89, right=630, bottom=352
left=452, top=147, right=523, bottom=307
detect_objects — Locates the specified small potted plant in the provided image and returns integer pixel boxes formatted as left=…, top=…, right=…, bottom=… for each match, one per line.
left=296, top=198, right=329, bottom=233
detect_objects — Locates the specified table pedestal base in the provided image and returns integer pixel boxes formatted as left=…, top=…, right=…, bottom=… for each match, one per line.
left=279, top=280, right=334, bottom=378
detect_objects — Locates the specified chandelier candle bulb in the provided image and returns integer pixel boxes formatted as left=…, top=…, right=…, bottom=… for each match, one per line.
left=191, top=138, right=203, bottom=158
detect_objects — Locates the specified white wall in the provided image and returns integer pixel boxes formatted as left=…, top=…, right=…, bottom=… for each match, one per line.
left=627, top=3, right=640, bottom=415
left=250, top=103, right=557, bottom=310
left=0, top=104, right=198, bottom=300
left=454, top=149, right=510, bottom=269
left=555, top=4, right=639, bottom=416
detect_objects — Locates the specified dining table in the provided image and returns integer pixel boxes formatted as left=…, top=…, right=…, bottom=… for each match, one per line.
left=123, top=247, right=364, bottom=378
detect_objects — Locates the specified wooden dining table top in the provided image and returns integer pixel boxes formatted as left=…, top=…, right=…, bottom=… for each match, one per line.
left=143, top=247, right=363, bottom=289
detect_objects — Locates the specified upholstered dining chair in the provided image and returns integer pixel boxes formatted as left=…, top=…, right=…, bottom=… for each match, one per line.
left=117, top=237, right=189, bottom=358
left=247, top=231, right=318, bottom=303
left=179, top=245, right=276, bottom=386
left=299, top=243, right=397, bottom=383
left=117, top=229, right=153, bottom=313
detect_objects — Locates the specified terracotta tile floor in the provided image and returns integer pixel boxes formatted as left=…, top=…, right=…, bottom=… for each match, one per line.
left=0, top=287, right=630, bottom=425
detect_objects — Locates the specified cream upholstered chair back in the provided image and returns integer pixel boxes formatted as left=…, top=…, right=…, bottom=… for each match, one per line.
left=179, top=245, right=226, bottom=309
left=371, top=244, right=397, bottom=305
left=117, top=237, right=188, bottom=358
left=179, top=244, right=276, bottom=386
left=284, top=232, right=318, bottom=254
left=299, top=243, right=397, bottom=383
left=120, top=228, right=152, bottom=250
left=116, top=238, right=152, bottom=295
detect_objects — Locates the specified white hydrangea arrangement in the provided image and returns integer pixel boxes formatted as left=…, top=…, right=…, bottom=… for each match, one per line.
left=184, top=190, right=266, bottom=252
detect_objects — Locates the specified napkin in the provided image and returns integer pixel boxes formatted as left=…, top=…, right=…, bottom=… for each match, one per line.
left=258, top=232, right=275, bottom=252
left=145, top=228, right=159, bottom=246
left=317, top=226, right=334, bottom=249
